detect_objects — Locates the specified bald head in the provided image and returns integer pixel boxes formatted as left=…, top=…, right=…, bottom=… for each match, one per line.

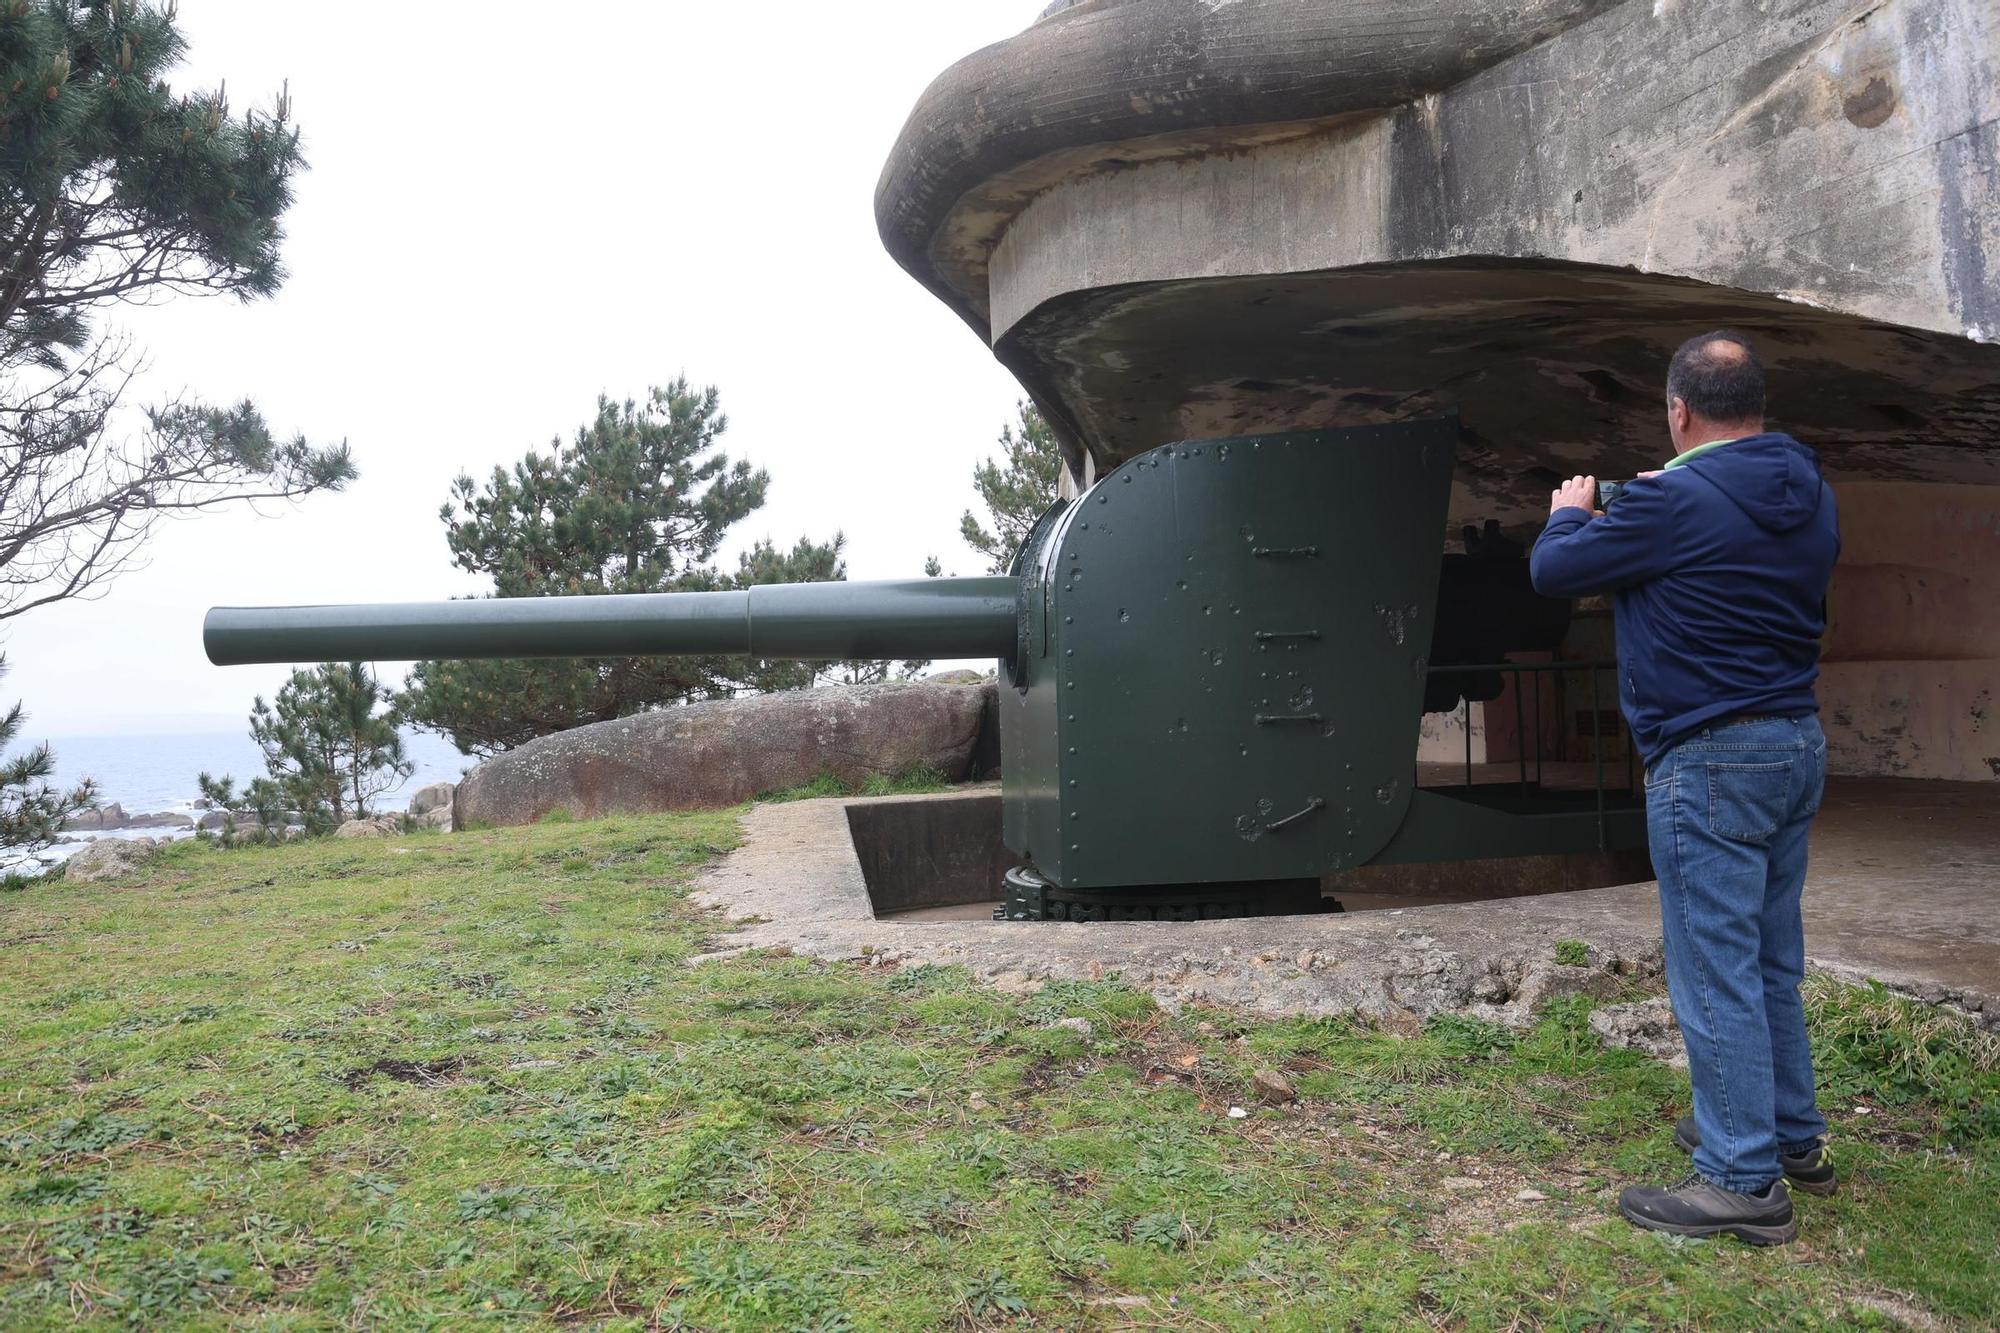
left=1665, top=330, right=1765, bottom=452
left=1668, top=331, right=1765, bottom=423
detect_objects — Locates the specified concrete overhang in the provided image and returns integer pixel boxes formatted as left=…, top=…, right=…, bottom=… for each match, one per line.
left=877, top=0, right=2000, bottom=528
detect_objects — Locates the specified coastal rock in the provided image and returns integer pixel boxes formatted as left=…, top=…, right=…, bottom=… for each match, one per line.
left=64, top=837, right=163, bottom=883
left=334, top=815, right=404, bottom=839
left=63, top=804, right=190, bottom=832
left=454, top=682, right=994, bottom=829
left=63, top=802, right=126, bottom=831
left=408, top=782, right=454, bottom=817
left=197, top=810, right=264, bottom=834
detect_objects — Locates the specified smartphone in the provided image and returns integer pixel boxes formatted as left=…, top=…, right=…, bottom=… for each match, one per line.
left=1596, top=480, right=1626, bottom=510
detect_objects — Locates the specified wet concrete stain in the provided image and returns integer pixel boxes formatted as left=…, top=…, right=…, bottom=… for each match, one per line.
left=1842, top=75, right=1898, bottom=129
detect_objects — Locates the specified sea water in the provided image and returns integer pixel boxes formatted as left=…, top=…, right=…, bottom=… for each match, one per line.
left=43, top=729, right=476, bottom=816
left=22, top=728, right=478, bottom=871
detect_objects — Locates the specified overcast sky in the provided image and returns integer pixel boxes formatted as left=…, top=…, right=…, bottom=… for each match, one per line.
left=13, top=2, right=1040, bottom=737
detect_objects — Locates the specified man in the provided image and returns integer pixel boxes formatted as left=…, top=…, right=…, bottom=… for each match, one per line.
left=1529, top=331, right=1841, bottom=1246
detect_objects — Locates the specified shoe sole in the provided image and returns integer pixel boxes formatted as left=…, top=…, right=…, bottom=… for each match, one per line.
left=1672, top=1126, right=1838, bottom=1197
left=1618, top=1201, right=1798, bottom=1246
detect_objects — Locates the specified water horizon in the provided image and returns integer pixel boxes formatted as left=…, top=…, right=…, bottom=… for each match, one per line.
left=43, top=726, right=477, bottom=817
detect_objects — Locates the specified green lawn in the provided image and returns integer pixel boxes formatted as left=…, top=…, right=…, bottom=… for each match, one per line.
left=0, top=813, right=1993, bottom=1330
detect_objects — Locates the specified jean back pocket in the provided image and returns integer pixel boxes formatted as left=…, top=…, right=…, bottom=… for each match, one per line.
left=1706, top=759, right=1793, bottom=844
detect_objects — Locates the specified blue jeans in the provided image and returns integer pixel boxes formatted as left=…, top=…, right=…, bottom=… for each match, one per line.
left=1644, top=714, right=1828, bottom=1191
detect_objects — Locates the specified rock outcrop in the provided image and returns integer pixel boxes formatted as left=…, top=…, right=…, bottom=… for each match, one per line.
left=1588, top=996, right=1688, bottom=1069
left=64, top=803, right=193, bottom=832
left=334, top=816, right=404, bottom=839
left=65, top=802, right=129, bottom=831
left=64, top=838, right=163, bottom=883
left=406, top=782, right=455, bottom=830
left=455, top=682, right=994, bottom=829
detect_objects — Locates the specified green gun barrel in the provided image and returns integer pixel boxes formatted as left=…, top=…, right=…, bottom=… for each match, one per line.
left=204, top=577, right=1020, bottom=666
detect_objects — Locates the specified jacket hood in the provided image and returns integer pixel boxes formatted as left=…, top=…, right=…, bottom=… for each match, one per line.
left=1679, top=432, right=1825, bottom=533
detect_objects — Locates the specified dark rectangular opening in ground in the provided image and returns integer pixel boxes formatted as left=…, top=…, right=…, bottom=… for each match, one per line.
left=845, top=789, right=1656, bottom=920
left=846, top=792, right=1014, bottom=920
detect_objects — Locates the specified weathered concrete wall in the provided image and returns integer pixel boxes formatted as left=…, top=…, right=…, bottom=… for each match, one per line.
left=1820, top=482, right=2000, bottom=780
left=984, top=0, right=1999, bottom=345
left=878, top=0, right=1631, bottom=336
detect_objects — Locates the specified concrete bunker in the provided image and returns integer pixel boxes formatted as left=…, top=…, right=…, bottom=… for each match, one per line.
left=878, top=0, right=2000, bottom=792
left=570, top=0, right=2000, bottom=1016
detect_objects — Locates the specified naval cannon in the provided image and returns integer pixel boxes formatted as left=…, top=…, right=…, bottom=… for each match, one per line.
left=208, top=418, right=1644, bottom=920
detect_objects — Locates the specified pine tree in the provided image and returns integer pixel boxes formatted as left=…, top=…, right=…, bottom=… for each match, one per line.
left=0, top=655, right=93, bottom=868
left=959, top=401, right=1065, bottom=574
left=397, top=382, right=860, bottom=757
left=201, top=662, right=410, bottom=837
left=0, top=0, right=354, bottom=621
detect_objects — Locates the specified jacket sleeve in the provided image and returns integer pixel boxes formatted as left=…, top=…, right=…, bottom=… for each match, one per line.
left=1529, top=476, right=1678, bottom=598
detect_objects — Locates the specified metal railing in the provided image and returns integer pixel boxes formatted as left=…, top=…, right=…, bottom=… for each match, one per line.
left=1424, top=658, right=1638, bottom=848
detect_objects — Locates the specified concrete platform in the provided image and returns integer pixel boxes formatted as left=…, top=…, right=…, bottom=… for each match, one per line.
left=1773, top=777, right=1999, bottom=1006
left=693, top=777, right=1998, bottom=1025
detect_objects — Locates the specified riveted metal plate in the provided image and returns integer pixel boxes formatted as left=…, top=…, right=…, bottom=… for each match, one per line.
left=1010, top=419, right=1456, bottom=889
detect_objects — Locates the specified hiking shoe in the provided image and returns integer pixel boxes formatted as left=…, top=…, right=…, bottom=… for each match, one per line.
left=1618, top=1172, right=1796, bottom=1245
left=1674, top=1114, right=1837, bottom=1196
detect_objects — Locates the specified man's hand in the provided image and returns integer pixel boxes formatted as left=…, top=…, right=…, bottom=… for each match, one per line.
left=1550, top=474, right=1597, bottom=517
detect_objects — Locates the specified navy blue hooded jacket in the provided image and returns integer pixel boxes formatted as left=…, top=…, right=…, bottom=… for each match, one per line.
left=1528, top=432, right=1840, bottom=766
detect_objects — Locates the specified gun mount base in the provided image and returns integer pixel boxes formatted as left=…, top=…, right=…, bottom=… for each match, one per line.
left=995, top=864, right=1337, bottom=922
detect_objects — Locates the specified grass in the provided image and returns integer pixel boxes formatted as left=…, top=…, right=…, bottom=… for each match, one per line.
left=758, top=766, right=957, bottom=804
left=0, top=815, right=1992, bottom=1329
left=1552, top=939, right=1590, bottom=967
